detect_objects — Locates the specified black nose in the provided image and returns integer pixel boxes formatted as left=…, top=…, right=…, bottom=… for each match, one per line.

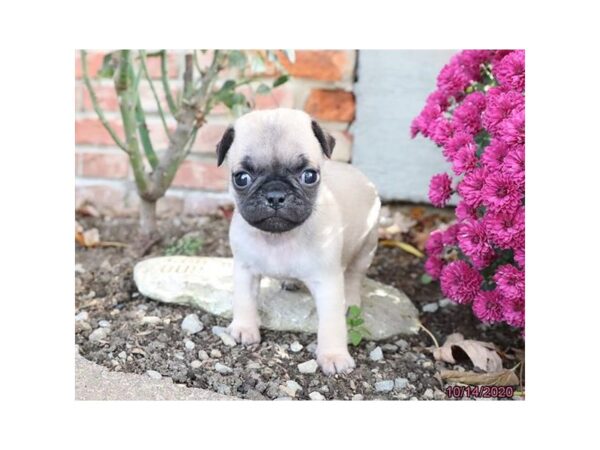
left=265, top=190, right=287, bottom=209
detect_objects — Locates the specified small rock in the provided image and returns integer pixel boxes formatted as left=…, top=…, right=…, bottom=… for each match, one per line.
left=290, top=341, right=303, bottom=352
left=190, top=360, right=202, bottom=369
left=349, top=380, right=356, bottom=390
left=309, top=391, right=325, bottom=400
left=286, top=380, right=302, bottom=392
left=369, top=346, right=384, bottom=361
left=174, top=351, right=185, bottom=360
left=141, top=316, right=161, bottom=325
left=216, top=384, right=231, bottom=395
left=320, top=385, right=330, bottom=393
left=352, top=394, right=364, bottom=401
left=118, top=351, right=127, bottom=359
left=274, top=396, right=292, bottom=401
left=88, top=328, right=109, bottom=342
left=407, top=372, right=418, bottom=381
left=438, top=298, right=453, bottom=307
left=212, top=326, right=237, bottom=347
left=433, top=389, right=446, bottom=400
left=422, top=302, right=439, bottom=313
left=198, top=350, right=209, bottom=360
left=382, top=344, right=398, bottom=352
left=306, top=341, right=318, bottom=354
left=422, top=360, right=433, bottom=369
left=146, top=370, right=162, bottom=380
left=75, top=263, right=86, bottom=273
left=181, top=314, right=203, bottom=334
left=184, top=340, right=196, bottom=350
left=298, top=359, right=318, bottom=374
left=98, top=320, right=111, bottom=328
left=423, top=388, right=434, bottom=400
left=395, top=339, right=409, bottom=350
left=375, top=380, right=394, bottom=392
left=210, top=349, right=222, bottom=358
left=394, top=377, right=409, bottom=390
left=215, top=362, right=233, bottom=374
left=247, top=361, right=261, bottom=370
left=75, top=311, right=88, bottom=322
left=280, top=380, right=302, bottom=397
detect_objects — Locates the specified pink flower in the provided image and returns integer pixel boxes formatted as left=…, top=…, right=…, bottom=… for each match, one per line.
left=456, top=201, right=478, bottom=221
left=490, top=50, right=513, bottom=63
left=493, top=50, right=525, bottom=93
left=514, top=246, right=525, bottom=268
left=456, top=50, right=493, bottom=80
left=482, top=171, right=522, bottom=213
left=424, top=256, right=445, bottom=280
left=425, top=230, right=445, bottom=256
left=504, top=144, right=525, bottom=187
left=453, top=91, right=486, bottom=135
left=443, top=132, right=474, bottom=162
left=437, top=61, right=471, bottom=99
left=451, top=142, right=478, bottom=175
left=458, top=219, right=495, bottom=269
left=411, top=102, right=443, bottom=138
left=457, top=167, right=487, bottom=208
left=499, top=109, right=525, bottom=147
left=428, top=173, right=453, bottom=207
left=485, top=206, right=525, bottom=249
left=473, top=290, right=505, bottom=323
left=481, top=139, right=510, bottom=170
left=483, top=87, right=525, bottom=136
left=440, top=260, right=483, bottom=304
left=431, top=118, right=456, bottom=147
left=494, top=264, right=525, bottom=301
left=442, top=223, right=460, bottom=246
left=503, top=296, right=525, bottom=328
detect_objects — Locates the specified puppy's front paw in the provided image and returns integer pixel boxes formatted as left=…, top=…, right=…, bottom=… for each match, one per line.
left=227, top=321, right=261, bottom=345
left=316, top=349, right=355, bottom=375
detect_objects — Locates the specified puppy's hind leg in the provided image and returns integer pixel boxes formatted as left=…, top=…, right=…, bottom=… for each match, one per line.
left=344, top=228, right=378, bottom=309
left=227, top=261, right=262, bottom=345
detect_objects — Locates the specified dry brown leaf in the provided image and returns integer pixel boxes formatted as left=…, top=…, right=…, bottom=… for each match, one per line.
left=379, top=239, right=425, bottom=258
left=432, top=333, right=503, bottom=372
left=440, top=369, right=519, bottom=386
left=76, top=203, right=100, bottom=218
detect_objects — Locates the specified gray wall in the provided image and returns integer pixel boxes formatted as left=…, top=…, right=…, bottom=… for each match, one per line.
left=352, top=50, right=457, bottom=203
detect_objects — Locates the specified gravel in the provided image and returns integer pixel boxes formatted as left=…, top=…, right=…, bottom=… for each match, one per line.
left=290, top=341, right=303, bottom=352
left=88, top=328, right=109, bottom=342
left=215, top=362, right=233, bottom=374
left=309, top=391, right=325, bottom=400
left=298, top=359, right=319, bottom=374
left=212, top=326, right=237, bottom=347
left=375, top=380, right=394, bottom=392
left=181, top=314, right=203, bottom=334
left=369, top=346, right=384, bottom=361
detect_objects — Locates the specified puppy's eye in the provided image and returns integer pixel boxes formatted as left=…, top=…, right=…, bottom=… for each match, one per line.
left=301, top=169, right=319, bottom=185
left=233, top=171, right=252, bottom=188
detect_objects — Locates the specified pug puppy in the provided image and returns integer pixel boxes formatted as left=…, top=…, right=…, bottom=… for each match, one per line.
left=216, top=108, right=381, bottom=375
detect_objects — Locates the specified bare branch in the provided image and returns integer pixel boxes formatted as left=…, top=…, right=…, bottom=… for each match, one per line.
left=139, top=50, right=173, bottom=143
left=80, top=50, right=128, bottom=152
left=160, top=50, right=178, bottom=116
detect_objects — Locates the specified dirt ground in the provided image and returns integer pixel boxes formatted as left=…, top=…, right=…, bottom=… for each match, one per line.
left=75, top=206, right=524, bottom=400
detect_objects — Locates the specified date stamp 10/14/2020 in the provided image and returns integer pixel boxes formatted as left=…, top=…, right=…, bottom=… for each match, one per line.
left=446, top=385, right=516, bottom=399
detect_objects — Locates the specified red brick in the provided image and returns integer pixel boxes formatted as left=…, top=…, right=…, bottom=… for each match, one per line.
left=192, top=123, right=230, bottom=154
left=278, top=51, right=350, bottom=81
left=77, top=152, right=129, bottom=179
left=172, top=159, right=228, bottom=191
left=304, top=89, right=355, bottom=122
left=75, top=50, right=179, bottom=80
left=76, top=118, right=125, bottom=146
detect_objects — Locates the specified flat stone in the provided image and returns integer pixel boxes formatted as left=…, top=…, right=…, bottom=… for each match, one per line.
left=298, top=359, right=318, bottom=374
left=134, top=256, right=419, bottom=339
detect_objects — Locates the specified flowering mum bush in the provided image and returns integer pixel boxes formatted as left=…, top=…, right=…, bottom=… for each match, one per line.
left=411, top=50, right=525, bottom=329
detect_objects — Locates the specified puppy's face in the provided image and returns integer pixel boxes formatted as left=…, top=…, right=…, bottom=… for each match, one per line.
left=216, top=109, right=335, bottom=233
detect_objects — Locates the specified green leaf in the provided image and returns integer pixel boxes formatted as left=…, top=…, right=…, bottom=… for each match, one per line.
left=421, top=273, right=433, bottom=285
left=227, top=51, right=247, bottom=69
left=97, top=52, right=116, bottom=78
left=349, top=330, right=362, bottom=347
left=220, top=80, right=236, bottom=92
left=273, top=74, right=289, bottom=88
left=256, top=83, right=271, bottom=95
left=347, top=305, right=361, bottom=319
left=353, top=318, right=365, bottom=327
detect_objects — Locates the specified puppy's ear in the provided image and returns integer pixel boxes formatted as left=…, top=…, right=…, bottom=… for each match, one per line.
left=216, top=126, right=235, bottom=166
left=311, top=120, right=336, bottom=159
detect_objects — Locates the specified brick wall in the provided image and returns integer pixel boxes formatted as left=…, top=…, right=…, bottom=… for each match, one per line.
left=75, top=50, right=357, bottom=216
